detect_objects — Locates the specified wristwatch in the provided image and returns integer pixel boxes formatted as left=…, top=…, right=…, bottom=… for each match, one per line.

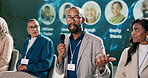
left=99, top=67, right=105, bottom=73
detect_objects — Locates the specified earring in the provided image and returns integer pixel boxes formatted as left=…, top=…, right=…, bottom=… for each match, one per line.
left=146, top=36, right=148, bottom=41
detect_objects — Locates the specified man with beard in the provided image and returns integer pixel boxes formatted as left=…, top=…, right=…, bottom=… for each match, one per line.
left=55, top=6, right=116, bottom=78
left=141, top=0, right=148, bottom=18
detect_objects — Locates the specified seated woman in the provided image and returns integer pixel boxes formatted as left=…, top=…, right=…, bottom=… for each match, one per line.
left=0, top=17, right=13, bottom=71
left=115, top=18, right=148, bottom=78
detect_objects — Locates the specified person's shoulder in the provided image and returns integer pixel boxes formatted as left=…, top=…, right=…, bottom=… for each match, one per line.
left=109, top=16, right=114, bottom=21
left=120, top=13, right=125, bottom=17
left=123, top=47, right=130, bottom=52
left=24, top=37, right=30, bottom=43
left=85, top=32, right=102, bottom=41
left=40, top=34, right=52, bottom=42
left=3, top=34, right=13, bottom=41
left=3, top=34, right=11, bottom=38
left=121, top=47, right=130, bottom=56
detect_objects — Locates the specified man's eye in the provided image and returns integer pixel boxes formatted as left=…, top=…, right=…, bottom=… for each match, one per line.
left=34, top=26, right=38, bottom=28
left=75, top=17, right=79, bottom=19
left=30, top=27, right=33, bottom=29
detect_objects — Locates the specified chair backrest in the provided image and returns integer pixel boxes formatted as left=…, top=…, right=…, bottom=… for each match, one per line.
left=47, top=54, right=57, bottom=78
left=108, top=62, right=113, bottom=78
left=8, top=49, right=19, bottom=71
left=47, top=54, right=64, bottom=78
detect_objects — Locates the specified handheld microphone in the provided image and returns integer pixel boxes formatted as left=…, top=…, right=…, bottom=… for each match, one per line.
left=60, top=34, right=65, bottom=44
left=60, top=34, right=66, bottom=57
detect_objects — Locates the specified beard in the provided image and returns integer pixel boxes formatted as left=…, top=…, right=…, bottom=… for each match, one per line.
left=68, top=23, right=81, bottom=33
left=142, top=9, right=148, bottom=17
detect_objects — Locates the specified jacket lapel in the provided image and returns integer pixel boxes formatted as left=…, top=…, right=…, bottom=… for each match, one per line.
left=141, top=53, right=148, bottom=74
left=128, top=50, right=138, bottom=78
left=23, top=39, right=29, bottom=57
left=133, top=50, right=138, bottom=76
left=27, top=34, right=41, bottom=54
left=64, top=36, right=70, bottom=76
left=76, top=32, right=89, bottom=68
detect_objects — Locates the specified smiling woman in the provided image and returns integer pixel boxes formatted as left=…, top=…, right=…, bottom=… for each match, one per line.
left=109, top=1, right=125, bottom=24
left=82, top=1, right=101, bottom=25
left=85, top=5, right=96, bottom=23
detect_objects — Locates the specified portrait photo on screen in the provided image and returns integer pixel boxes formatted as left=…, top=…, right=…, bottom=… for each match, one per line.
left=59, top=2, right=74, bottom=25
left=40, top=4, right=56, bottom=25
left=105, top=0, right=128, bottom=25
left=82, top=1, right=101, bottom=25
left=133, top=0, right=148, bottom=19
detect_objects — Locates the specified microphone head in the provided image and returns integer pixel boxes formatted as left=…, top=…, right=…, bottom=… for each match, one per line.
left=60, top=34, right=65, bottom=43
left=60, top=34, right=65, bottom=40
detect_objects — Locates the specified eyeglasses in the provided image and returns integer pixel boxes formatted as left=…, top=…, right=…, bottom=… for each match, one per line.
left=66, top=16, right=82, bottom=21
left=28, top=25, right=40, bottom=31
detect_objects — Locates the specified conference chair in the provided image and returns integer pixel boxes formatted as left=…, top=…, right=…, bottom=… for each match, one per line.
left=47, top=54, right=57, bottom=78
left=47, top=54, right=64, bottom=78
left=8, top=49, right=19, bottom=71
left=108, top=62, right=113, bottom=78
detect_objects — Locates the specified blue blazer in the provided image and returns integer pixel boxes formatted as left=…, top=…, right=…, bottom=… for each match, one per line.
left=16, top=34, right=54, bottom=77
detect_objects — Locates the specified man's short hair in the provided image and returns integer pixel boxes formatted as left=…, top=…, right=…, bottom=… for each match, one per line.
left=27, top=18, right=38, bottom=23
left=68, top=6, right=84, bottom=18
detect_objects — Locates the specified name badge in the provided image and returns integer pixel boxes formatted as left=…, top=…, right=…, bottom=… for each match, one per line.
left=68, top=64, right=75, bottom=71
left=21, top=58, right=29, bottom=65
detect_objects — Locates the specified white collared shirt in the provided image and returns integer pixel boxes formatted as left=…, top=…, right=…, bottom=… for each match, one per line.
left=26, top=37, right=37, bottom=53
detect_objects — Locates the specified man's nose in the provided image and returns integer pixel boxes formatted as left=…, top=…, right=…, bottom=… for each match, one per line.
left=33, top=28, right=37, bottom=31
left=70, top=17, right=76, bottom=23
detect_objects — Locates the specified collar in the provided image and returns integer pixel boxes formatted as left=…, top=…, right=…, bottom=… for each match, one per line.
left=28, top=33, right=42, bottom=39
left=69, top=30, right=85, bottom=41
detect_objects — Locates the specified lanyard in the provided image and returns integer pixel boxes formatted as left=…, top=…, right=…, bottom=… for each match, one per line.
left=24, top=51, right=28, bottom=59
left=69, top=40, right=81, bottom=64
left=24, top=48, right=29, bottom=59
left=24, top=40, right=31, bottom=59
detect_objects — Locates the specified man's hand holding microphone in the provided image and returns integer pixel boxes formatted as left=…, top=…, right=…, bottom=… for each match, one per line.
left=57, top=34, right=66, bottom=63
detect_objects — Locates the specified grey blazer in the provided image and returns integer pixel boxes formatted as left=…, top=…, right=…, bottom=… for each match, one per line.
left=56, top=32, right=110, bottom=78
